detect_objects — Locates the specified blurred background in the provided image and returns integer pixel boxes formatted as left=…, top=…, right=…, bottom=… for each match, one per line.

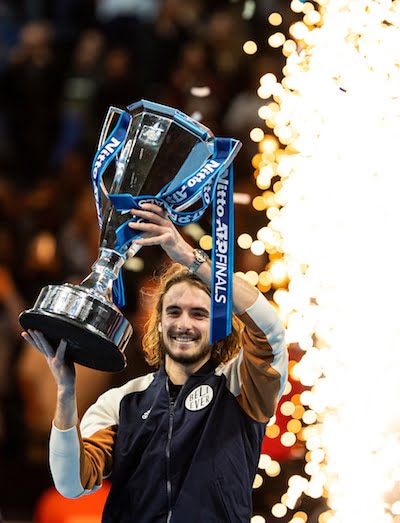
left=0, top=1, right=322, bottom=522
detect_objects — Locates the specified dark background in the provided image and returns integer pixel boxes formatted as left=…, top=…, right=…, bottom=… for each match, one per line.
left=0, top=1, right=326, bottom=521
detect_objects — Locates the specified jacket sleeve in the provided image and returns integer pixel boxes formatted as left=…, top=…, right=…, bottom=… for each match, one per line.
left=220, top=290, right=288, bottom=422
left=49, top=387, right=121, bottom=498
left=49, top=374, right=155, bottom=499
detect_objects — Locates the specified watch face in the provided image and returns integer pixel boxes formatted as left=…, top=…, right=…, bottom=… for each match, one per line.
left=189, top=249, right=208, bottom=273
left=195, top=249, right=207, bottom=262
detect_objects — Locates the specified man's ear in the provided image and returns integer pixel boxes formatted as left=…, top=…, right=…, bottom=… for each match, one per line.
left=158, top=322, right=162, bottom=333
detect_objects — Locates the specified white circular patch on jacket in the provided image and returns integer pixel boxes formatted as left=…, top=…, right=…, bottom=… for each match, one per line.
left=185, top=385, right=214, bottom=411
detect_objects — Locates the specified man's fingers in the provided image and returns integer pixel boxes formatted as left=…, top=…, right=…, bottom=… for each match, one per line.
left=21, top=331, right=36, bottom=348
left=56, top=339, right=68, bottom=361
left=34, top=331, right=56, bottom=357
left=25, top=330, right=56, bottom=358
left=22, top=330, right=47, bottom=354
left=130, top=205, right=167, bottom=225
left=138, top=202, right=164, bottom=215
left=132, top=235, right=167, bottom=246
left=128, top=221, right=167, bottom=234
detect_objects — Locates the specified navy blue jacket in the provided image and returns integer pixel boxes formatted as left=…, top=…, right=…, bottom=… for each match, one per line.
left=49, top=292, right=288, bottom=522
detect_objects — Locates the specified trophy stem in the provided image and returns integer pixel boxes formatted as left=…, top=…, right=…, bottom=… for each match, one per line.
left=80, top=248, right=125, bottom=301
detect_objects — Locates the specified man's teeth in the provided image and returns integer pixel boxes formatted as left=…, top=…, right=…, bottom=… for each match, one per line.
left=173, top=336, right=195, bottom=342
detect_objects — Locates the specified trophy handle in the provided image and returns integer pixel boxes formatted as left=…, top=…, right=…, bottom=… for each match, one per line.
left=97, top=106, right=126, bottom=201
left=97, top=106, right=125, bottom=149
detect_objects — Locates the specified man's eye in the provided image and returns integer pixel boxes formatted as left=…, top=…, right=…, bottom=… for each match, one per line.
left=193, top=312, right=208, bottom=319
left=167, top=309, right=180, bottom=317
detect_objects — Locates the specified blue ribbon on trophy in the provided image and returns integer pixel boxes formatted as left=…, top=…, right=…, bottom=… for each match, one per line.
left=90, top=104, right=241, bottom=343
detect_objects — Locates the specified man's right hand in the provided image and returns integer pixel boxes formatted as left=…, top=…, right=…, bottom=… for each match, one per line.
left=21, top=330, right=76, bottom=391
left=22, top=330, right=79, bottom=429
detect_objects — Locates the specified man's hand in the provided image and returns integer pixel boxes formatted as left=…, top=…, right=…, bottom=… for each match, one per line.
left=129, top=202, right=259, bottom=314
left=21, top=330, right=76, bottom=392
left=22, top=330, right=78, bottom=429
left=128, top=203, right=193, bottom=267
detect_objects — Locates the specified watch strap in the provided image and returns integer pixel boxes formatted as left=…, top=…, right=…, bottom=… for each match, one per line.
left=188, top=249, right=209, bottom=273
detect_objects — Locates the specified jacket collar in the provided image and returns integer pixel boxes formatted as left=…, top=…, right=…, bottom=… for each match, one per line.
left=158, top=357, right=217, bottom=381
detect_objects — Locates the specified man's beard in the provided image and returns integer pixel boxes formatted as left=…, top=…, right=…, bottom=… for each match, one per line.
left=162, top=340, right=212, bottom=366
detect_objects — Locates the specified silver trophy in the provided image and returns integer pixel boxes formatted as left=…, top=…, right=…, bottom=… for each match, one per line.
left=19, top=100, right=220, bottom=372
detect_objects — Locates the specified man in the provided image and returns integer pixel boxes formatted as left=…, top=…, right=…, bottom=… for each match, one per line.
left=22, top=203, right=288, bottom=522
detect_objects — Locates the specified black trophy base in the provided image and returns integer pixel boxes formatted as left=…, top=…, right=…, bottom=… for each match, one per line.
left=20, top=310, right=127, bottom=372
left=19, top=283, right=133, bottom=372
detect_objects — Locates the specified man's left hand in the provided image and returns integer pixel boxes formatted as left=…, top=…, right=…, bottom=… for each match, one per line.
left=128, top=203, right=192, bottom=266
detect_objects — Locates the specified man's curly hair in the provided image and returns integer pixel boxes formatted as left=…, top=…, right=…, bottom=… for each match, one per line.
left=141, top=263, right=242, bottom=368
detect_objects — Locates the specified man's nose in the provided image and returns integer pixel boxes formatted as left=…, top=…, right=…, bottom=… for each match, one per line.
left=176, top=312, right=192, bottom=331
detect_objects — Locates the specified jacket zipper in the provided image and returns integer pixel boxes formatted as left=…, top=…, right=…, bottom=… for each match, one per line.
left=166, top=378, right=175, bottom=523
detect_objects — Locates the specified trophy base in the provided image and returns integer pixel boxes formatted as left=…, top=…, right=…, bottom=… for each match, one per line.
left=19, top=284, right=133, bottom=372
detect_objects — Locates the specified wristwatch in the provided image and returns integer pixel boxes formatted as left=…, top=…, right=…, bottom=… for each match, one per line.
left=188, top=249, right=209, bottom=273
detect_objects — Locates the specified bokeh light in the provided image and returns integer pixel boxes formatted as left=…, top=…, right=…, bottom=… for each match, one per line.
left=268, top=13, right=283, bottom=26
left=243, top=40, right=258, bottom=55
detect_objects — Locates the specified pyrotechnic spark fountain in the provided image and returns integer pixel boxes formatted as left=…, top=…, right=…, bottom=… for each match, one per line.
left=247, top=0, right=400, bottom=522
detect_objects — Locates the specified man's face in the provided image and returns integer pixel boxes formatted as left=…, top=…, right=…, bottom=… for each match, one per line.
left=160, top=281, right=211, bottom=366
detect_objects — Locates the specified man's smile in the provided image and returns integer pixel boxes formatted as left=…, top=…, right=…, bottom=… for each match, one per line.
left=170, top=333, right=199, bottom=343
